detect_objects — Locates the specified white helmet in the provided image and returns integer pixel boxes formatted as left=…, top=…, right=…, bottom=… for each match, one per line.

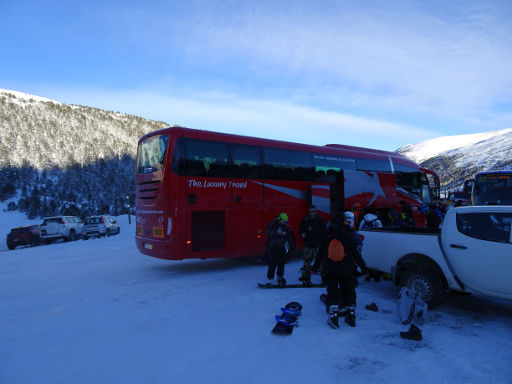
left=344, top=211, right=355, bottom=228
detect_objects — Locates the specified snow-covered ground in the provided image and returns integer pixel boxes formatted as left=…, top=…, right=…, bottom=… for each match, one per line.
left=1, top=208, right=511, bottom=383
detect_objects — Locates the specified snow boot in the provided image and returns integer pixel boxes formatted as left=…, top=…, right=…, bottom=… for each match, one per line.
left=365, top=303, right=378, bottom=312
left=277, top=276, right=286, bottom=287
left=344, top=307, right=356, bottom=327
left=327, top=305, right=339, bottom=328
left=400, top=324, right=423, bottom=341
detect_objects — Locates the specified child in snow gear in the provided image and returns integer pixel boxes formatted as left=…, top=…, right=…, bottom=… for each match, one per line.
left=323, top=211, right=367, bottom=328
left=272, top=302, right=302, bottom=335
left=265, top=213, right=293, bottom=287
left=299, top=205, right=327, bottom=286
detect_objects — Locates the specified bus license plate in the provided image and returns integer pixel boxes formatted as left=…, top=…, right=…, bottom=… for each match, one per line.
left=144, top=243, right=153, bottom=250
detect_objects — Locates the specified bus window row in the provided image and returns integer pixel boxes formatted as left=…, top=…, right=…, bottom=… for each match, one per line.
left=171, top=137, right=418, bottom=180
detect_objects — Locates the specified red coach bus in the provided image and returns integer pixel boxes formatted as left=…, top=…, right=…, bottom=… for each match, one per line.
left=135, top=126, right=439, bottom=260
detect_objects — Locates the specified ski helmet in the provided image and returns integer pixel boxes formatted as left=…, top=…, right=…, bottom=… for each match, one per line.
left=344, top=211, right=355, bottom=228
left=279, top=212, right=289, bottom=223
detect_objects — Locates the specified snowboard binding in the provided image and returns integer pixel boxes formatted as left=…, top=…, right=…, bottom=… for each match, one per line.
left=272, top=302, right=302, bottom=335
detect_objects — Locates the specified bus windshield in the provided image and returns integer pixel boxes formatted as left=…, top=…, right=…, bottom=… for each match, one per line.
left=137, top=135, right=169, bottom=174
left=396, top=170, right=432, bottom=204
left=473, top=172, right=512, bottom=205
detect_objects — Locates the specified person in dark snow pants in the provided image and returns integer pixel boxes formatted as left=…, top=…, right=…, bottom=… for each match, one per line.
left=265, top=212, right=293, bottom=287
left=324, top=211, right=367, bottom=328
left=298, top=205, right=327, bottom=286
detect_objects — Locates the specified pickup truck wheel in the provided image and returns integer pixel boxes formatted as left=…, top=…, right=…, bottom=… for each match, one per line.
left=401, top=269, right=442, bottom=308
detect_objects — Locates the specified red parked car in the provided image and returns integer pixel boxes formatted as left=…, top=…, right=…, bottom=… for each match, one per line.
left=6, top=225, right=41, bottom=250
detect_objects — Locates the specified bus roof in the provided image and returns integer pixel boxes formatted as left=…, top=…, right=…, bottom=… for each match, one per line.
left=140, top=126, right=421, bottom=169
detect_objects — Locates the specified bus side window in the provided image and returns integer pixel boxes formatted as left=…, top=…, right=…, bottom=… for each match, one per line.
left=263, top=148, right=313, bottom=181
left=231, top=145, right=262, bottom=179
left=181, top=139, right=229, bottom=177
left=188, top=160, right=207, bottom=176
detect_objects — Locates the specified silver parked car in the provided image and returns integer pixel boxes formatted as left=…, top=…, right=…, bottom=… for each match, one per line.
left=81, top=215, right=120, bottom=239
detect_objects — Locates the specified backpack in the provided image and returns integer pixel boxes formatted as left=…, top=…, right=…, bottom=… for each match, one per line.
left=328, top=238, right=346, bottom=262
left=397, top=287, right=428, bottom=325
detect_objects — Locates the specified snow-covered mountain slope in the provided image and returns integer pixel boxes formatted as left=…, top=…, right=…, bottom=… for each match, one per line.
left=0, top=89, right=168, bottom=169
left=398, top=128, right=512, bottom=167
left=397, top=128, right=512, bottom=190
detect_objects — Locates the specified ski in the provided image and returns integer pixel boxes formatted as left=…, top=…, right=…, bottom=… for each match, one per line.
left=258, top=283, right=326, bottom=289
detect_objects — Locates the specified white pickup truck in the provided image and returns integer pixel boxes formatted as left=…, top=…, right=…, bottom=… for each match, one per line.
left=360, top=205, right=512, bottom=307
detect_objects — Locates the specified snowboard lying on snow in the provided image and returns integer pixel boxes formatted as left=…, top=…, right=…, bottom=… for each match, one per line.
left=272, top=302, right=302, bottom=335
left=257, top=282, right=325, bottom=288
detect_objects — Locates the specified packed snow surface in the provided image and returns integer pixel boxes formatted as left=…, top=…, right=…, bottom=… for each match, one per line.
left=1, top=209, right=511, bottom=383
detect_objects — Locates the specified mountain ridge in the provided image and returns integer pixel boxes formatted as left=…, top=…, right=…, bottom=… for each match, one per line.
left=397, top=128, right=512, bottom=191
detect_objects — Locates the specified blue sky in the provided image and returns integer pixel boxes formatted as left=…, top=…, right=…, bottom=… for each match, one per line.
left=2, top=0, right=512, bottom=151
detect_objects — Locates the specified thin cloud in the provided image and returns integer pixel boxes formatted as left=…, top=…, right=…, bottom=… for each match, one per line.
left=49, top=87, right=438, bottom=151
left=131, top=1, right=512, bottom=118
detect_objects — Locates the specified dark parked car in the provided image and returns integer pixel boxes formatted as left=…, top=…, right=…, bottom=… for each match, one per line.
left=6, top=225, right=41, bottom=250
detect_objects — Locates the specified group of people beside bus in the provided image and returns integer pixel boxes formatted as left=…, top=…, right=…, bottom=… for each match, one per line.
left=263, top=199, right=447, bottom=328
left=264, top=205, right=368, bottom=328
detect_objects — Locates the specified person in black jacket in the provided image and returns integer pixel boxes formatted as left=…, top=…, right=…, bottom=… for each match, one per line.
left=298, top=205, right=327, bottom=286
left=265, top=213, right=293, bottom=287
left=324, top=211, right=367, bottom=328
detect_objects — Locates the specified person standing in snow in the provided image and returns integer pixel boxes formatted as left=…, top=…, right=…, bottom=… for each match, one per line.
left=324, top=211, right=367, bottom=328
left=265, top=213, right=293, bottom=287
left=298, top=205, right=327, bottom=286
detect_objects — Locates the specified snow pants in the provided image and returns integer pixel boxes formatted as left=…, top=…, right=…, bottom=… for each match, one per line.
left=325, top=274, right=356, bottom=309
left=267, top=246, right=286, bottom=280
left=301, top=247, right=318, bottom=280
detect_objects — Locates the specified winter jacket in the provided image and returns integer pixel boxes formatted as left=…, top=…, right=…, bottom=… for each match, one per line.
left=266, top=219, right=293, bottom=251
left=324, top=225, right=367, bottom=276
left=299, top=214, right=327, bottom=248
